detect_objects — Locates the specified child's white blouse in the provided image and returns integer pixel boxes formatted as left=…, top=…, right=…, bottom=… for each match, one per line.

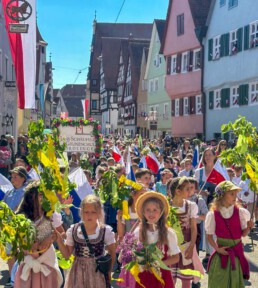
left=174, top=199, right=199, bottom=218
left=65, top=224, right=115, bottom=246
left=134, top=227, right=181, bottom=256
left=205, top=205, right=250, bottom=235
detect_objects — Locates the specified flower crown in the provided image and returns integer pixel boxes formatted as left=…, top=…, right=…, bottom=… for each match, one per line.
left=214, top=181, right=235, bottom=199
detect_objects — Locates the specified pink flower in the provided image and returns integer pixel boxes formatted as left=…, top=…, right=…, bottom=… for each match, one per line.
left=89, top=117, right=93, bottom=121
left=98, top=125, right=101, bottom=129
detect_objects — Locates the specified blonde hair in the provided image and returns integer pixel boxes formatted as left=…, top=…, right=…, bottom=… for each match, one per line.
left=80, top=195, right=105, bottom=223
left=139, top=197, right=168, bottom=245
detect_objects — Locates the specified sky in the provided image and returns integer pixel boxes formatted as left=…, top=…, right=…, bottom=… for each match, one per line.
left=37, top=0, right=169, bottom=89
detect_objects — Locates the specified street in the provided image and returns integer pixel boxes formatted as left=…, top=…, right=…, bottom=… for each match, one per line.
left=1, top=227, right=257, bottom=288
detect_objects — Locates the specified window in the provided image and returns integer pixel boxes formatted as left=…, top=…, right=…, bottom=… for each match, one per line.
left=183, top=97, right=189, bottom=115
left=230, top=86, right=239, bottom=107
left=154, top=78, right=159, bottom=91
left=154, top=54, right=161, bottom=67
left=228, top=0, right=238, bottom=9
left=92, top=100, right=97, bottom=110
left=249, top=82, right=258, bottom=104
left=171, top=55, right=177, bottom=74
left=92, top=79, right=97, bottom=86
left=177, top=14, right=184, bottom=36
left=193, top=49, right=201, bottom=70
left=214, top=90, right=221, bottom=109
left=220, top=0, right=226, bottom=7
left=175, top=99, right=179, bottom=116
left=164, top=103, right=169, bottom=119
left=250, top=21, right=258, bottom=48
left=149, top=79, right=154, bottom=92
left=0, top=50, right=2, bottom=76
left=196, top=95, right=202, bottom=114
left=5, top=56, right=8, bottom=80
left=213, top=36, right=221, bottom=59
left=229, top=30, right=238, bottom=55
left=181, top=52, right=188, bottom=73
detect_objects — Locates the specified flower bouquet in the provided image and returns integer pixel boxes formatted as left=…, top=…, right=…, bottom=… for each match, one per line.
left=0, top=201, right=36, bottom=262
left=116, top=232, right=170, bottom=288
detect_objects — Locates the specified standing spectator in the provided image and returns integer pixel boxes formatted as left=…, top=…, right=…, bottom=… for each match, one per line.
left=215, top=140, right=227, bottom=156
left=0, top=138, right=12, bottom=177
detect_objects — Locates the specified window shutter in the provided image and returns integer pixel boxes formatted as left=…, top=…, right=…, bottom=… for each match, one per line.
left=239, top=84, right=249, bottom=105
left=208, top=39, right=213, bottom=61
left=167, top=56, right=171, bottom=75
left=179, top=98, right=184, bottom=116
left=224, top=33, right=230, bottom=56
left=176, top=54, right=182, bottom=73
left=209, top=91, right=214, bottom=109
left=220, top=34, right=225, bottom=57
left=188, top=51, right=193, bottom=71
left=189, top=96, right=196, bottom=114
left=177, top=15, right=180, bottom=36
left=171, top=100, right=175, bottom=116
left=221, top=88, right=230, bottom=108
left=237, top=27, right=243, bottom=52
left=199, top=49, right=203, bottom=69
left=244, top=25, right=250, bottom=50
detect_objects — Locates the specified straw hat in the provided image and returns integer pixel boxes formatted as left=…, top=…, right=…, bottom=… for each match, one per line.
left=135, top=191, right=170, bottom=220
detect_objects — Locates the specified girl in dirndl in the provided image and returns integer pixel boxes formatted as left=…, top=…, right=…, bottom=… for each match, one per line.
left=205, top=181, right=253, bottom=288
left=168, top=177, right=204, bottom=288
left=116, top=189, right=144, bottom=287
left=56, top=195, right=116, bottom=288
left=134, top=191, right=180, bottom=288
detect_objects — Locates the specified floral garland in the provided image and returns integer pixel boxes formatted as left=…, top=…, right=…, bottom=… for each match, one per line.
left=51, top=117, right=103, bottom=157
left=27, top=119, right=75, bottom=216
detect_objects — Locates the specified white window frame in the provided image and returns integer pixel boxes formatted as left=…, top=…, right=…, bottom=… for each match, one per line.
left=249, top=82, right=258, bottom=105
left=171, top=55, right=177, bottom=74
left=250, top=21, right=258, bottom=48
left=154, top=78, right=159, bottom=91
left=213, top=36, right=221, bottom=60
left=181, top=52, right=188, bottom=73
left=193, top=49, right=201, bottom=71
left=183, top=97, right=189, bottom=115
left=229, top=30, right=238, bottom=55
left=214, top=89, right=221, bottom=109
left=230, top=86, right=239, bottom=107
left=196, top=95, right=202, bottom=114
left=175, top=99, right=179, bottom=117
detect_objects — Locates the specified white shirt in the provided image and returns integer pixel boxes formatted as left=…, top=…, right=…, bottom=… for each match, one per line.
left=174, top=200, right=199, bottom=219
left=134, top=227, right=180, bottom=256
left=66, top=224, right=115, bottom=246
left=205, top=205, right=250, bottom=235
left=238, top=180, right=256, bottom=204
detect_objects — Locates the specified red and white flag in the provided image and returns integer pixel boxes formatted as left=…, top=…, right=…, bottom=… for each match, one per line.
left=206, top=159, right=229, bottom=185
left=2, top=0, right=36, bottom=109
left=145, top=152, right=160, bottom=174
left=112, top=146, right=122, bottom=163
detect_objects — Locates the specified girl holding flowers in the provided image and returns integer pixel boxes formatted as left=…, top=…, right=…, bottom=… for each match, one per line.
left=168, top=177, right=204, bottom=288
left=134, top=191, right=180, bottom=288
left=116, top=189, right=143, bottom=287
left=56, top=194, right=116, bottom=288
left=205, top=181, right=253, bottom=288
left=14, top=180, right=63, bottom=288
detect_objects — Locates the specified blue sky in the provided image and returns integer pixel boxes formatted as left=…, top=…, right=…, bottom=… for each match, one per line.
left=37, top=0, right=168, bottom=89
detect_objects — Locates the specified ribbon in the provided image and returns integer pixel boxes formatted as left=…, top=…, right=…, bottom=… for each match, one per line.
left=119, top=175, right=143, bottom=190
left=122, top=200, right=130, bottom=220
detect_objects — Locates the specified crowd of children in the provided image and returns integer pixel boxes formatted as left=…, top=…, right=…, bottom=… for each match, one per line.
left=1, top=135, right=257, bottom=288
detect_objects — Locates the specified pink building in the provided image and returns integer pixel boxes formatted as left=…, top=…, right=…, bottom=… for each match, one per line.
left=161, top=0, right=211, bottom=138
